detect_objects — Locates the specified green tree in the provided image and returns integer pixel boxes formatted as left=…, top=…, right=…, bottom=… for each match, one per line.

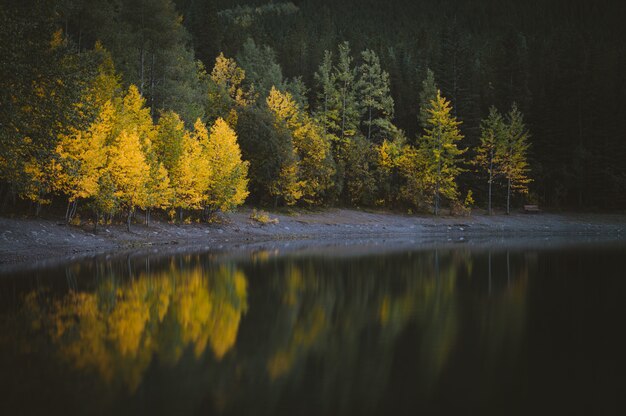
left=314, top=50, right=340, bottom=136
left=236, top=38, right=285, bottom=99
left=419, top=90, right=465, bottom=215
left=334, top=41, right=359, bottom=139
left=499, top=103, right=531, bottom=214
left=475, top=106, right=506, bottom=215
left=357, top=49, right=395, bottom=142
left=236, top=106, right=300, bottom=206
left=418, top=69, right=438, bottom=132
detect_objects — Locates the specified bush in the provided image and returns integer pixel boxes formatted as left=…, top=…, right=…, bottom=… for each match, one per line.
left=250, top=209, right=279, bottom=225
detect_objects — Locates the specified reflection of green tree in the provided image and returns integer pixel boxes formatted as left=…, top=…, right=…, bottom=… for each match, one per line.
left=218, top=249, right=471, bottom=415
left=21, top=263, right=248, bottom=392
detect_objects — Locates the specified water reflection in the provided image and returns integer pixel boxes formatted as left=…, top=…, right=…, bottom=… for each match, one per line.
left=0, top=246, right=542, bottom=415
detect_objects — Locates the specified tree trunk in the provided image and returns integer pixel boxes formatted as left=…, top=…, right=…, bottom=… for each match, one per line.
left=434, top=128, right=442, bottom=216
left=127, top=209, right=133, bottom=231
left=506, top=177, right=511, bottom=215
left=488, top=150, right=493, bottom=215
left=150, top=53, right=155, bottom=118
left=65, top=200, right=72, bottom=223
left=367, top=104, right=372, bottom=141
left=145, top=208, right=150, bottom=226
left=341, top=81, right=347, bottom=138
left=178, top=207, right=183, bottom=224
left=140, top=47, right=144, bottom=95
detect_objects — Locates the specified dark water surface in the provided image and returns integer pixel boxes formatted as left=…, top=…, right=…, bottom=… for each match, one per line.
left=0, top=241, right=624, bottom=415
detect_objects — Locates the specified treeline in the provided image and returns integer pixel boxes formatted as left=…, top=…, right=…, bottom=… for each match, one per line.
left=184, top=0, right=624, bottom=209
left=8, top=0, right=608, bottom=224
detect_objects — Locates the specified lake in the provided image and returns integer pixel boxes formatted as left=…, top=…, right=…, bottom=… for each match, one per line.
left=0, top=239, right=624, bottom=415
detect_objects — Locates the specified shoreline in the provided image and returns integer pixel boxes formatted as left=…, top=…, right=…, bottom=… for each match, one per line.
left=2, top=208, right=626, bottom=271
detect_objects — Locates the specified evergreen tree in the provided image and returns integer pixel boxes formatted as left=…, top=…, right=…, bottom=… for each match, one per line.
left=475, top=106, right=506, bottom=215
left=419, top=90, right=465, bottom=215
left=499, top=103, right=531, bottom=214
left=313, top=50, right=340, bottom=136
left=418, top=68, right=438, bottom=132
left=357, top=49, right=395, bottom=142
left=334, top=41, right=359, bottom=139
left=236, top=106, right=301, bottom=206
left=236, top=38, right=285, bottom=99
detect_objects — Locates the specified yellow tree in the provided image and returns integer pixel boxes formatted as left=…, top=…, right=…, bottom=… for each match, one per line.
left=55, top=101, right=117, bottom=222
left=107, top=130, right=150, bottom=230
left=210, top=53, right=254, bottom=107
left=266, top=87, right=334, bottom=204
left=207, top=53, right=255, bottom=127
left=116, top=84, right=172, bottom=223
left=203, top=118, right=249, bottom=213
left=169, top=120, right=211, bottom=222
left=499, top=103, right=531, bottom=214
left=419, top=90, right=465, bottom=215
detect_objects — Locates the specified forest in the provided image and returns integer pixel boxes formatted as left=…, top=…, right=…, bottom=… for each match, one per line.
left=1, top=0, right=624, bottom=227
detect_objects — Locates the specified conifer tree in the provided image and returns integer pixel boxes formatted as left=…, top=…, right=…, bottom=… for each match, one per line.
left=314, top=50, right=340, bottom=136
left=236, top=38, right=285, bottom=99
left=357, top=49, right=395, bottom=142
left=475, top=106, right=506, bottom=215
left=419, top=90, right=465, bottom=215
left=418, top=69, right=438, bottom=132
left=334, top=41, right=359, bottom=139
left=499, top=103, right=531, bottom=214
left=235, top=106, right=301, bottom=206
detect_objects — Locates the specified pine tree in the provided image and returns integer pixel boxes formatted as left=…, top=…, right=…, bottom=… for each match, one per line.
left=357, top=49, right=395, bottom=142
left=419, top=90, right=465, bottom=215
left=236, top=38, right=285, bottom=99
left=418, top=68, right=438, bottom=133
left=499, top=103, right=531, bottom=214
left=203, top=118, right=249, bottom=213
left=235, top=106, right=301, bottom=206
left=475, top=106, right=506, bottom=215
left=314, top=50, right=340, bottom=136
left=334, top=41, right=359, bottom=139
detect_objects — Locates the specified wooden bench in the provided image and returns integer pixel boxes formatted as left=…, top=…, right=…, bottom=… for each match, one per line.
left=523, top=204, right=540, bottom=213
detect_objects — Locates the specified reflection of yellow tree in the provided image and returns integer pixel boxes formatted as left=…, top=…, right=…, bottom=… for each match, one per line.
left=22, top=263, right=248, bottom=392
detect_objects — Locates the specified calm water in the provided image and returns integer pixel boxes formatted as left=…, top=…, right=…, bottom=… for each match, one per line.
left=0, top=241, right=624, bottom=415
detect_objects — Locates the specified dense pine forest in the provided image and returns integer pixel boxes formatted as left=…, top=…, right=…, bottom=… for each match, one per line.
left=1, top=0, right=625, bottom=226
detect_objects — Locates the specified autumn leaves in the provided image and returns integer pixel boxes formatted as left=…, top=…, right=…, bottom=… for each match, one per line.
left=56, top=85, right=249, bottom=229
